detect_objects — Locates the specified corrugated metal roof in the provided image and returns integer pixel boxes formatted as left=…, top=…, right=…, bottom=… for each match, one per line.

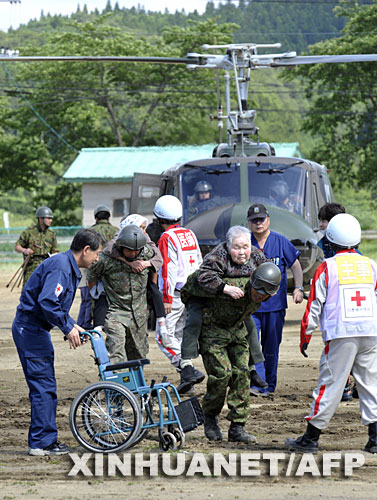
left=63, top=143, right=302, bottom=183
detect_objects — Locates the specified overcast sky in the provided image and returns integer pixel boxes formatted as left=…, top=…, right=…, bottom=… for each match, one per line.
left=0, top=0, right=216, bottom=33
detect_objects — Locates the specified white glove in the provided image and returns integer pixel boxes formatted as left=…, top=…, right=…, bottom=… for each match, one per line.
left=159, top=325, right=175, bottom=348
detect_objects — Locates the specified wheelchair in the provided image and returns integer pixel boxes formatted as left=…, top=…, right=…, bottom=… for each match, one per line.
left=69, top=330, right=203, bottom=453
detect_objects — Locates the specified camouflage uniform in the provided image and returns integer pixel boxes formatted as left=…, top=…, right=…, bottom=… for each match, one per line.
left=87, top=241, right=154, bottom=363
left=91, top=220, right=118, bottom=242
left=16, top=222, right=58, bottom=287
left=181, top=242, right=268, bottom=364
left=181, top=273, right=262, bottom=424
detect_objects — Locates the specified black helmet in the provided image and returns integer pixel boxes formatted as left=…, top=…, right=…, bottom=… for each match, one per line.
left=94, top=204, right=111, bottom=218
left=194, top=180, right=213, bottom=194
left=250, top=262, right=281, bottom=295
left=116, top=225, right=147, bottom=251
left=35, top=206, right=53, bottom=218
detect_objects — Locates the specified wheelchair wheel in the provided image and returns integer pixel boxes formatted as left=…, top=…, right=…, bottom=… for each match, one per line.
left=172, top=428, right=185, bottom=449
left=159, top=430, right=177, bottom=452
left=69, top=381, right=142, bottom=453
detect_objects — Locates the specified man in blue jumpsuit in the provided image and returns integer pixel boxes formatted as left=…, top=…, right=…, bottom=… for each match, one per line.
left=247, top=204, right=304, bottom=393
left=12, top=229, right=103, bottom=456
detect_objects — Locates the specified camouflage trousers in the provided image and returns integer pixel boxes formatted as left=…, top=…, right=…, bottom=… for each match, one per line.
left=201, top=328, right=250, bottom=424
left=104, top=310, right=149, bottom=364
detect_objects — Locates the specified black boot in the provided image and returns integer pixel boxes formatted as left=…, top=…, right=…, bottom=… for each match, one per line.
left=365, top=422, right=377, bottom=454
left=228, top=422, right=256, bottom=443
left=250, top=370, right=268, bottom=389
left=177, top=365, right=205, bottom=395
left=204, top=414, right=223, bottom=441
left=285, top=423, right=321, bottom=454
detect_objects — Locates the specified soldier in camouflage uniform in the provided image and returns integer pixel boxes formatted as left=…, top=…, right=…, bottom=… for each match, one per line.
left=15, top=206, right=58, bottom=288
left=91, top=204, right=118, bottom=241
left=178, top=226, right=269, bottom=394
left=84, top=205, right=119, bottom=330
left=87, top=225, right=155, bottom=363
left=181, top=262, right=281, bottom=443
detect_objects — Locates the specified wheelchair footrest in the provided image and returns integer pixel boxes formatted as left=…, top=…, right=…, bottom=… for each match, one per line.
left=174, top=396, right=204, bottom=433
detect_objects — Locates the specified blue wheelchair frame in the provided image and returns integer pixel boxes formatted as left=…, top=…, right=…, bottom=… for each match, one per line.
left=69, top=330, right=203, bottom=453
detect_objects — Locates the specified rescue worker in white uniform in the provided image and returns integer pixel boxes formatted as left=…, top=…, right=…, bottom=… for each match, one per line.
left=154, top=195, right=204, bottom=382
left=286, top=214, right=377, bottom=454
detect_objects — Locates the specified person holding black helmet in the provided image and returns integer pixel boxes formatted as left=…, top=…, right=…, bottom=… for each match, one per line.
left=15, top=206, right=59, bottom=288
left=87, top=224, right=157, bottom=363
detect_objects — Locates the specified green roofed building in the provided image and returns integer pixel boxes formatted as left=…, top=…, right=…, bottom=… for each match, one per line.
left=63, top=143, right=302, bottom=226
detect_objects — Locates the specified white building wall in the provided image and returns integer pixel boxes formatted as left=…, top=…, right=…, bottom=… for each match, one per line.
left=82, top=182, right=131, bottom=228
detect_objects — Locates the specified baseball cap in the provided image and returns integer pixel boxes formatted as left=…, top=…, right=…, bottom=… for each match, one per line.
left=247, top=203, right=270, bottom=221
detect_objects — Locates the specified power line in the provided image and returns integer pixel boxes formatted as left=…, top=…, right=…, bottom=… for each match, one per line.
left=0, top=63, right=78, bottom=152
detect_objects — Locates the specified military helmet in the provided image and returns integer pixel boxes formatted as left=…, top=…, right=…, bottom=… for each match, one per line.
left=116, top=225, right=147, bottom=251
left=94, top=204, right=111, bottom=217
left=326, top=213, right=361, bottom=248
left=35, top=206, right=53, bottom=218
left=250, top=262, right=281, bottom=295
left=194, top=180, right=213, bottom=194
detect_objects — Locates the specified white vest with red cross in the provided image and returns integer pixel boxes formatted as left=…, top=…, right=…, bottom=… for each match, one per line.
left=158, top=224, right=202, bottom=303
left=321, top=252, right=377, bottom=341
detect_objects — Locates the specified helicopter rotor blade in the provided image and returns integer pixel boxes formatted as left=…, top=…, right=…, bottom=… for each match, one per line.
left=0, top=55, right=201, bottom=64
left=1, top=52, right=377, bottom=69
left=270, top=54, right=377, bottom=67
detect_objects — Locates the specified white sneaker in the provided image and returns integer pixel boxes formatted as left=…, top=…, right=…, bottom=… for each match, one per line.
left=29, top=441, right=70, bottom=456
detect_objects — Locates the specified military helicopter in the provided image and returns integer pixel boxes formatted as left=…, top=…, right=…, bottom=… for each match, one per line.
left=125, top=42, right=377, bottom=286
left=2, top=43, right=377, bottom=285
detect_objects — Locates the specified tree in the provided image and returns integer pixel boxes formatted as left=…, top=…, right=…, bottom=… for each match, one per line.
left=0, top=18, right=238, bottom=220
left=283, top=2, right=377, bottom=189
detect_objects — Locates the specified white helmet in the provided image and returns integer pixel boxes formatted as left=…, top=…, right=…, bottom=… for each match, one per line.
left=326, top=213, right=361, bottom=248
left=154, top=195, right=183, bottom=221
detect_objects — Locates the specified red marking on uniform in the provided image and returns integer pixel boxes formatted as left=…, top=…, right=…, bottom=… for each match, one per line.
left=351, top=290, right=366, bottom=307
left=313, top=384, right=326, bottom=417
left=158, top=231, right=174, bottom=304
left=189, top=256, right=195, bottom=266
left=157, top=332, right=177, bottom=356
left=300, top=261, right=328, bottom=348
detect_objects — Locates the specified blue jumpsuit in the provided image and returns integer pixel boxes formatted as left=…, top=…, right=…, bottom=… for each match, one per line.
left=12, top=250, right=81, bottom=449
left=251, top=231, right=300, bottom=392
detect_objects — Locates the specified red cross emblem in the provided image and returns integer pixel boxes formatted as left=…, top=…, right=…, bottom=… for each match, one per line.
left=351, top=290, right=366, bottom=307
left=189, top=256, right=196, bottom=267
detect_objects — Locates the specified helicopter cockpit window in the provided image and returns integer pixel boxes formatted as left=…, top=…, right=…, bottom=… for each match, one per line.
left=181, top=165, right=241, bottom=221
left=248, top=164, right=306, bottom=217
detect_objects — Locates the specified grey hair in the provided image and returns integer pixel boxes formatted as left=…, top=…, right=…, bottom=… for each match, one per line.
left=226, top=225, right=252, bottom=251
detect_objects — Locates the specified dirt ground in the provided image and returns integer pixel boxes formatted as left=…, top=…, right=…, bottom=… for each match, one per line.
left=0, top=269, right=377, bottom=499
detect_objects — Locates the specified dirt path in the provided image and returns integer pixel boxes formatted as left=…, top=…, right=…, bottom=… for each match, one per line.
left=0, top=270, right=376, bottom=499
